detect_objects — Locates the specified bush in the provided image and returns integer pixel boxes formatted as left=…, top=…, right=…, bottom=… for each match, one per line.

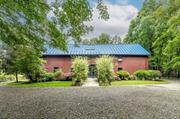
left=40, top=69, right=63, bottom=82
left=96, top=56, right=114, bottom=86
left=117, top=70, right=130, bottom=80
left=148, top=70, right=162, bottom=80
left=133, top=70, right=162, bottom=80
left=53, top=69, right=63, bottom=80
left=42, top=72, right=54, bottom=82
left=0, top=72, right=15, bottom=82
left=129, top=75, right=136, bottom=80
left=71, top=57, right=88, bottom=86
left=133, top=70, right=150, bottom=80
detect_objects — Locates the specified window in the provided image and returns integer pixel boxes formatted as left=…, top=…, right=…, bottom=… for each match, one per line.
left=54, top=67, right=59, bottom=72
left=118, top=67, right=123, bottom=71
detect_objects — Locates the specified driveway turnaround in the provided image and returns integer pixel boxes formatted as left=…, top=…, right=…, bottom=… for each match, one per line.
left=0, top=85, right=180, bottom=119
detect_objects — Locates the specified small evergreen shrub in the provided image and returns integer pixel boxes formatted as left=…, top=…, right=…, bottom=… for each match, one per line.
left=148, top=70, right=162, bottom=80
left=71, top=57, right=88, bottom=86
left=42, top=72, right=54, bottom=82
left=40, top=69, right=62, bottom=82
left=133, top=70, right=150, bottom=80
left=96, top=56, right=114, bottom=86
left=117, top=70, right=130, bottom=80
left=133, top=70, right=162, bottom=80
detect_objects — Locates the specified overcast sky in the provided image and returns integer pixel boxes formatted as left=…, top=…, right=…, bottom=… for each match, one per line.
left=84, top=0, right=144, bottom=39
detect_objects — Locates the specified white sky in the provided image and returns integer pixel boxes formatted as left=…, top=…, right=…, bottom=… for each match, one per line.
left=84, top=2, right=138, bottom=39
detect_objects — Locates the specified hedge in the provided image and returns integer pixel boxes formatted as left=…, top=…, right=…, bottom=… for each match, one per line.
left=133, top=70, right=162, bottom=80
left=117, top=70, right=130, bottom=80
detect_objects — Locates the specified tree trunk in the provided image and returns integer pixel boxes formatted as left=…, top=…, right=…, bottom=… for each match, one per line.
left=27, top=73, right=36, bottom=82
left=15, top=72, right=18, bottom=83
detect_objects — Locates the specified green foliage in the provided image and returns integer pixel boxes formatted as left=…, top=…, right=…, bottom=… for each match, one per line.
left=0, top=0, right=109, bottom=81
left=71, top=57, right=88, bottom=86
left=133, top=70, right=150, bottom=80
left=0, top=72, right=15, bottom=82
left=125, top=0, right=180, bottom=77
left=117, top=70, right=130, bottom=80
left=82, top=33, right=122, bottom=44
left=12, top=48, right=45, bottom=82
left=39, top=69, right=62, bottom=82
left=53, top=69, right=63, bottom=80
left=133, top=70, right=162, bottom=80
left=0, top=0, right=109, bottom=49
left=41, top=73, right=55, bottom=82
left=148, top=70, right=162, bottom=80
left=96, top=56, right=114, bottom=86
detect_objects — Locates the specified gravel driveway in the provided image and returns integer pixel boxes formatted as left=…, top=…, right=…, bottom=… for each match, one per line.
left=0, top=85, right=180, bottom=119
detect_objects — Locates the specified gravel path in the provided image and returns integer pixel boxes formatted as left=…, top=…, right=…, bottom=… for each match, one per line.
left=82, top=78, right=99, bottom=87
left=0, top=85, right=180, bottom=119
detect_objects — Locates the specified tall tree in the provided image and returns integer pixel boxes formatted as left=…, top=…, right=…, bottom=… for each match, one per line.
left=124, top=0, right=180, bottom=77
left=0, top=0, right=109, bottom=81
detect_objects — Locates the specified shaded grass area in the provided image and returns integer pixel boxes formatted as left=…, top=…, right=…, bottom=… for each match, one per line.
left=8, top=81, right=73, bottom=88
left=111, top=80, right=168, bottom=86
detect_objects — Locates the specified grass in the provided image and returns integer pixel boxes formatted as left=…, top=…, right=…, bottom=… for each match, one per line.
left=8, top=81, right=73, bottom=88
left=111, top=80, right=168, bottom=86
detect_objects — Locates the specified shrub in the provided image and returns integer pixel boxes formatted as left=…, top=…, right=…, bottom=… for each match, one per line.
left=133, top=70, right=162, bottom=80
left=40, top=69, right=63, bottom=82
left=0, top=72, right=15, bottom=82
left=42, top=72, right=54, bottom=82
left=133, top=70, right=150, bottom=80
left=53, top=69, right=63, bottom=80
left=0, top=72, right=6, bottom=82
left=129, top=75, right=136, bottom=80
left=117, top=70, right=130, bottom=80
left=71, top=57, right=88, bottom=86
left=148, top=70, right=162, bottom=80
left=96, top=56, right=114, bottom=86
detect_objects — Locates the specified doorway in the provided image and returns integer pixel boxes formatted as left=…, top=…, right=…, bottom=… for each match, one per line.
left=88, top=65, right=97, bottom=78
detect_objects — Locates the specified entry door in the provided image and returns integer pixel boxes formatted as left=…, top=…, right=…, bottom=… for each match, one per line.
left=88, top=65, right=97, bottom=77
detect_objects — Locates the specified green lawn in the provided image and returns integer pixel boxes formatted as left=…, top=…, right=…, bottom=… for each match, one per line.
left=8, top=81, right=73, bottom=88
left=111, top=80, right=168, bottom=86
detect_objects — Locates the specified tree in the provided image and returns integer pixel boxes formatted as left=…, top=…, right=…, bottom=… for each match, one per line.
left=82, top=33, right=122, bottom=44
left=0, top=0, right=109, bottom=81
left=97, top=33, right=111, bottom=44
left=0, top=0, right=109, bottom=49
left=111, top=35, right=122, bottom=44
left=124, top=0, right=180, bottom=77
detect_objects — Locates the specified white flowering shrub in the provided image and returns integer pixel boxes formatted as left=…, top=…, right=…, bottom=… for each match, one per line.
left=71, top=57, right=88, bottom=86
left=96, top=56, right=114, bottom=86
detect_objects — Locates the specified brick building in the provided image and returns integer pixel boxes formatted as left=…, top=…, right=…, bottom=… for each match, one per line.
left=43, top=44, right=150, bottom=77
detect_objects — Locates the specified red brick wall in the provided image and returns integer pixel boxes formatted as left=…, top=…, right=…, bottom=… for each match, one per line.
left=117, top=57, right=148, bottom=74
left=44, top=56, right=148, bottom=74
left=44, top=56, right=71, bottom=73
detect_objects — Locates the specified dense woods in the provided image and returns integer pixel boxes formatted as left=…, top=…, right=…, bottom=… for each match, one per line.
left=124, top=0, right=180, bottom=77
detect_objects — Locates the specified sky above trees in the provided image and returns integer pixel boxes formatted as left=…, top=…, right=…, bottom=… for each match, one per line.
left=84, top=0, right=144, bottom=39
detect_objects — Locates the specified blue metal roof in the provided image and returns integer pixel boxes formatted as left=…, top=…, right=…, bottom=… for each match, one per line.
left=43, top=44, right=150, bottom=56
